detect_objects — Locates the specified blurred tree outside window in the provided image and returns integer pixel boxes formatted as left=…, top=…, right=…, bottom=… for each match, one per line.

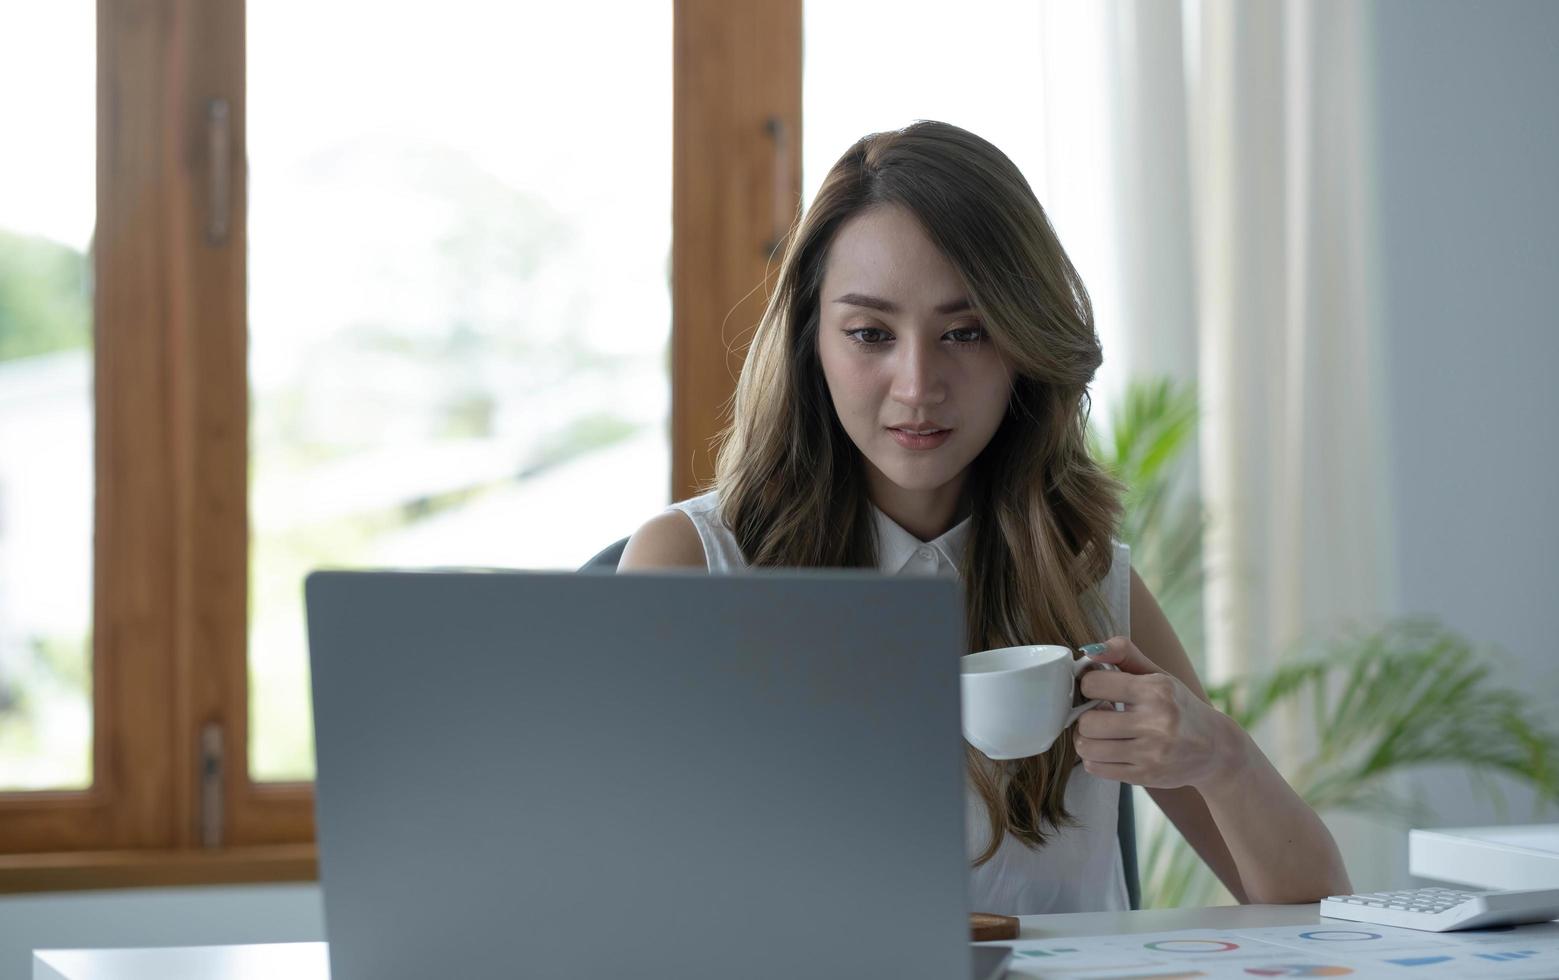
left=246, top=1, right=674, bottom=780
left=0, top=2, right=96, bottom=792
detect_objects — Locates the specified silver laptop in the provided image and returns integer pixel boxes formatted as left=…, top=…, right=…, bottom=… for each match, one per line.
left=306, top=568, right=1013, bottom=980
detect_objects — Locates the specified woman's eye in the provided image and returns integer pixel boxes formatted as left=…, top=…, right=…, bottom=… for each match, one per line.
left=947, top=324, right=987, bottom=344
left=844, top=327, right=889, bottom=346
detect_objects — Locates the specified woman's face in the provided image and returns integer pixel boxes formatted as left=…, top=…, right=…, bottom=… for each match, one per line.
left=816, top=204, right=1015, bottom=512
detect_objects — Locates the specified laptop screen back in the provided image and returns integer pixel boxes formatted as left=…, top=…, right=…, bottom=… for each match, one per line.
left=306, top=569, right=970, bottom=980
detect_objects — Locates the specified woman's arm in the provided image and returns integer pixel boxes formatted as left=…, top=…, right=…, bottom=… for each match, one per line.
left=1074, top=568, right=1352, bottom=904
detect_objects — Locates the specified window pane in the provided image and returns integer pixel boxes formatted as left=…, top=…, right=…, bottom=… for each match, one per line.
left=0, top=3, right=95, bottom=791
left=247, top=2, right=673, bottom=781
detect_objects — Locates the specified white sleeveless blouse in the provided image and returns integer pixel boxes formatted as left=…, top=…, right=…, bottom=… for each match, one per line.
left=666, top=489, right=1133, bottom=915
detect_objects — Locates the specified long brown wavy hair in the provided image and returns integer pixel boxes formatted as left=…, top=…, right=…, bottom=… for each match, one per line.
left=712, top=120, right=1124, bottom=867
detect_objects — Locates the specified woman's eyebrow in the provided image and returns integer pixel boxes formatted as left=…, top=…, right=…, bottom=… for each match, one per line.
left=832, top=292, right=973, bottom=315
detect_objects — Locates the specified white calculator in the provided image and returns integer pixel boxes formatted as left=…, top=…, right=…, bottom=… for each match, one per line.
left=1320, top=886, right=1559, bottom=932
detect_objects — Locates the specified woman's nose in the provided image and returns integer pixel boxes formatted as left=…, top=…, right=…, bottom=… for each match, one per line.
left=889, top=342, right=947, bottom=406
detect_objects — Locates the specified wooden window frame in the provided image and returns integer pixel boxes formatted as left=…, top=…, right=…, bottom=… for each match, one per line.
left=0, top=0, right=800, bottom=893
left=672, top=0, right=803, bottom=498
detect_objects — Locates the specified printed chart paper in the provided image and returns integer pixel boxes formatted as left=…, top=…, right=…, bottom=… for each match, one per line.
left=986, top=920, right=1559, bottom=979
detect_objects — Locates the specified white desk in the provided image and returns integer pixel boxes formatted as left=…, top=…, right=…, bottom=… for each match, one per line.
left=33, top=941, right=329, bottom=980
left=33, top=904, right=1323, bottom=979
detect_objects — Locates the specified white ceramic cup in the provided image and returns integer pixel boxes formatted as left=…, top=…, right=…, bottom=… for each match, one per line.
left=960, top=644, right=1121, bottom=761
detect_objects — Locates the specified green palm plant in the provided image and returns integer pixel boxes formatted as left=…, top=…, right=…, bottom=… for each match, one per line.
left=1087, top=377, right=1205, bottom=654
left=1091, top=377, right=1559, bottom=909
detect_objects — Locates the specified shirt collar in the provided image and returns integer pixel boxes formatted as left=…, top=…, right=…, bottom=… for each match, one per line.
left=869, top=503, right=972, bottom=576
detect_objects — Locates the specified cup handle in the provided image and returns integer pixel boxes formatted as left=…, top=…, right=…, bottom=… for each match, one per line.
left=1064, top=656, right=1122, bottom=728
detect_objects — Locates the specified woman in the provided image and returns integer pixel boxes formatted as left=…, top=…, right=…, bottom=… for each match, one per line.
left=620, top=120, right=1350, bottom=914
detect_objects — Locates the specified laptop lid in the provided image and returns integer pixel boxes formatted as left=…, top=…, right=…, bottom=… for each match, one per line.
left=306, top=569, right=971, bottom=980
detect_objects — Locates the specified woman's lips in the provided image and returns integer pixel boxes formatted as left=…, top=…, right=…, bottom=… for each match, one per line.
left=888, top=427, right=952, bottom=450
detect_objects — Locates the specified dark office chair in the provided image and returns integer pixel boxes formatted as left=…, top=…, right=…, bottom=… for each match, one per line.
left=581, top=536, right=1143, bottom=910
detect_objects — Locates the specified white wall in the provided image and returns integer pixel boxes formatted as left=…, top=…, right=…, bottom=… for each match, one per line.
left=0, top=885, right=323, bottom=980
left=1372, top=0, right=1559, bottom=853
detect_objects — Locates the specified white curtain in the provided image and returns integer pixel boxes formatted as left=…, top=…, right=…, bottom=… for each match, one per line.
left=1068, top=0, right=1402, bottom=889
left=1183, top=0, right=1395, bottom=700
